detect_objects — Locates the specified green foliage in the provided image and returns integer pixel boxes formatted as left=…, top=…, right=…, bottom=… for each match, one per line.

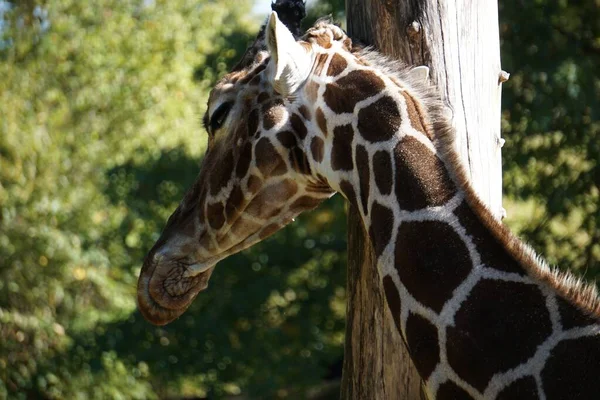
left=304, top=0, right=345, bottom=28
left=1, top=1, right=348, bottom=397
left=500, top=1, right=600, bottom=280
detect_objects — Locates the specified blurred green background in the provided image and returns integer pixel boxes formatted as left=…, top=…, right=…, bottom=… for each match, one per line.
left=0, top=0, right=597, bottom=398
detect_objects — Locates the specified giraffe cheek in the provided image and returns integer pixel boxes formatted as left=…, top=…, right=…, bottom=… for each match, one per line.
left=258, top=223, right=281, bottom=240
left=236, top=142, right=253, bottom=178
left=255, top=137, right=287, bottom=177
left=209, top=150, right=235, bottom=197
left=207, top=202, right=226, bottom=231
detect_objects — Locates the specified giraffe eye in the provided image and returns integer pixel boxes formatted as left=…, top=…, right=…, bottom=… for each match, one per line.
left=210, top=102, right=234, bottom=133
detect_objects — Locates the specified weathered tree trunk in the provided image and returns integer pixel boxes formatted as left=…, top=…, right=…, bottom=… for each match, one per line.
left=342, top=1, right=505, bottom=399
left=342, top=210, right=426, bottom=400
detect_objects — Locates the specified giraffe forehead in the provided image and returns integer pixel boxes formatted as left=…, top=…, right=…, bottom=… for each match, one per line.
left=207, top=62, right=269, bottom=114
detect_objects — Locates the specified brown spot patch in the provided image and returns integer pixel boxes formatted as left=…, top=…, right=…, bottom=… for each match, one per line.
left=206, top=202, right=225, bottom=230
left=316, top=108, right=328, bottom=136
left=298, top=105, right=311, bottom=120
left=239, top=62, right=266, bottom=85
left=306, top=181, right=331, bottom=195
left=356, top=144, right=370, bottom=215
left=277, top=179, right=298, bottom=197
left=401, top=91, right=431, bottom=139
left=369, top=202, right=394, bottom=257
left=225, top=185, right=244, bottom=222
left=277, top=130, right=297, bottom=149
left=331, top=124, right=354, bottom=171
left=453, top=201, right=523, bottom=274
left=316, top=174, right=328, bottom=186
left=235, top=115, right=249, bottom=139
left=247, top=109, right=259, bottom=137
left=246, top=180, right=297, bottom=219
left=249, top=74, right=261, bottom=86
left=342, top=37, right=352, bottom=50
left=373, top=150, right=393, bottom=195
left=255, top=137, right=287, bottom=177
left=357, top=96, right=401, bottom=142
left=314, top=34, right=332, bottom=49
left=194, top=188, right=208, bottom=225
left=289, top=147, right=312, bottom=175
left=447, top=280, right=552, bottom=392
left=394, top=136, right=456, bottom=210
left=323, top=70, right=385, bottom=114
left=247, top=174, right=261, bottom=194
left=395, top=220, right=472, bottom=312
left=496, top=376, right=538, bottom=400
left=259, top=223, right=280, bottom=240
left=437, top=381, right=474, bottom=400
left=262, top=100, right=285, bottom=130
left=405, top=312, right=440, bottom=380
left=210, top=151, right=234, bottom=196
left=326, top=53, right=348, bottom=76
left=305, top=81, right=319, bottom=104
left=197, top=202, right=207, bottom=225
left=230, top=216, right=261, bottom=238
left=542, top=336, right=600, bottom=400
left=257, top=92, right=270, bottom=104
left=313, top=53, right=329, bottom=76
left=310, top=137, right=324, bottom=163
left=236, top=142, right=253, bottom=178
left=173, top=204, right=197, bottom=237
left=290, top=113, right=307, bottom=139
left=290, top=195, right=322, bottom=212
left=556, top=296, right=599, bottom=329
left=339, top=180, right=357, bottom=207
left=382, top=275, right=401, bottom=332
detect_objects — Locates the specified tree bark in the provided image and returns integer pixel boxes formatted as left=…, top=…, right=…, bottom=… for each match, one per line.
left=342, top=1, right=504, bottom=399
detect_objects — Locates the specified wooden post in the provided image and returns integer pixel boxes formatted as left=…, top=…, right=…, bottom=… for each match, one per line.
left=342, top=1, right=504, bottom=399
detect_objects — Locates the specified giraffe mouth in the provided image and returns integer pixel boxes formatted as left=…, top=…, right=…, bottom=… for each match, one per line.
left=136, top=218, right=279, bottom=326
left=137, top=255, right=215, bottom=325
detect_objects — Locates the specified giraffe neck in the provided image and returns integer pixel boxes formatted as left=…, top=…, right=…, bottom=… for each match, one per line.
left=303, top=54, right=600, bottom=399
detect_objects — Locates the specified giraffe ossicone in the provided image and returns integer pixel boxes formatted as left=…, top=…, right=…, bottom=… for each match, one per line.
left=137, top=12, right=600, bottom=400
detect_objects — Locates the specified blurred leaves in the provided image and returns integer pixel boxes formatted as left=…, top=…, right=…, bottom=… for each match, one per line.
left=500, top=0, right=600, bottom=280
left=1, top=1, right=348, bottom=398
left=303, top=0, right=345, bottom=29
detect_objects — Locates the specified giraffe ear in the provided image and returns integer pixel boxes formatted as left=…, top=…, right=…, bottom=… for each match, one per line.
left=266, top=11, right=312, bottom=96
left=408, top=66, right=430, bottom=83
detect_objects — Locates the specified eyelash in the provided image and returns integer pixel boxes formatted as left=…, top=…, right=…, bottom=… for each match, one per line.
left=210, top=102, right=234, bottom=134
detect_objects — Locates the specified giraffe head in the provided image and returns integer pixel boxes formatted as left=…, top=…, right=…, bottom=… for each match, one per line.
left=137, top=13, right=341, bottom=325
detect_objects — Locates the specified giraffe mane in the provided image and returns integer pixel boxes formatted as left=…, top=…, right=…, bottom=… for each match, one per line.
left=352, top=46, right=600, bottom=319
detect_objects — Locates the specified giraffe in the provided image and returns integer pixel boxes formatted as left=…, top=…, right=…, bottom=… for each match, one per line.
left=137, top=12, right=600, bottom=400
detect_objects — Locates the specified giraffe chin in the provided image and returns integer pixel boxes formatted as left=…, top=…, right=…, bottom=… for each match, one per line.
left=137, top=257, right=215, bottom=326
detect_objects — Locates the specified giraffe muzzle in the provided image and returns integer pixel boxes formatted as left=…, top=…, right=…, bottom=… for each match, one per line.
left=137, top=252, right=215, bottom=325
